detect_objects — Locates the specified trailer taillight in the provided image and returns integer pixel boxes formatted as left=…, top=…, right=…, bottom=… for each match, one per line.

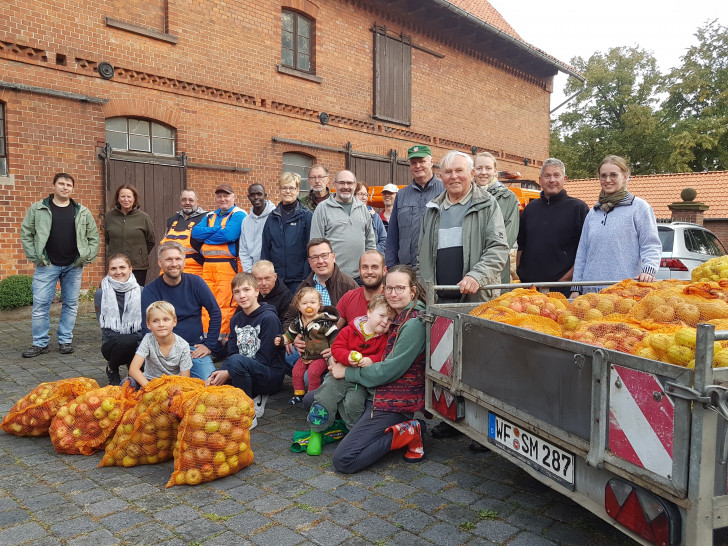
left=432, top=386, right=464, bottom=421
left=605, top=478, right=680, bottom=545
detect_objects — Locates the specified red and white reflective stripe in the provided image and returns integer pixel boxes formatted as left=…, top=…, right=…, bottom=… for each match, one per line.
left=430, top=316, right=454, bottom=377
left=608, top=366, right=674, bottom=478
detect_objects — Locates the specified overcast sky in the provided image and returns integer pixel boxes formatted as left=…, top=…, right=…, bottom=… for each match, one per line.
left=487, top=0, right=728, bottom=112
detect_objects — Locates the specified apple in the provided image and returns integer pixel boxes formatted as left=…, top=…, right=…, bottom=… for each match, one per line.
left=185, top=468, right=203, bottom=485
left=101, top=399, right=115, bottom=412
left=205, top=421, right=220, bottom=434
left=223, top=441, right=239, bottom=457
left=213, top=451, right=226, bottom=465
left=219, top=421, right=233, bottom=436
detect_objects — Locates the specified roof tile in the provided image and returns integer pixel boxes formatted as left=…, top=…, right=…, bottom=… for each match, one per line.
left=566, top=171, right=728, bottom=219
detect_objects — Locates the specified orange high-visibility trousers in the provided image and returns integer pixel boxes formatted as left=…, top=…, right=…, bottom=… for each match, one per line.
left=201, top=259, right=239, bottom=335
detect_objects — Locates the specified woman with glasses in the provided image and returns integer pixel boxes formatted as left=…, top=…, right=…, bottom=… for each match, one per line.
left=355, top=182, right=387, bottom=254
left=328, top=265, right=428, bottom=473
left=261, top=172, right=313, bottom=294
left=570, top=155, right=661, bottom=296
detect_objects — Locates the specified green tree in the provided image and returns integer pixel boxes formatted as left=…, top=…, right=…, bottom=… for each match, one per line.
left=551, top=47, right=669, bottom=178
left=661, top=20, right=728, bottom=171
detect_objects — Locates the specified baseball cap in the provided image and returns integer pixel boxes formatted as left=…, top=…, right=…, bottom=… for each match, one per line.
left=381, top=184, right=399, bottom=194
left=215, top=184, right=234, bottom=194
left=407, top=145, right=432, bottom=160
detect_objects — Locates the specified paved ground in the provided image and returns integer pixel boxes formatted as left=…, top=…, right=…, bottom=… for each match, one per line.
left=0, top=304, right=641, bottom=546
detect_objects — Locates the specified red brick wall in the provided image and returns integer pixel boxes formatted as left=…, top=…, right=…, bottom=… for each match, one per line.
left=705, top=220, right=728, bottom=254
left=0, top=0, right=554, bottom=285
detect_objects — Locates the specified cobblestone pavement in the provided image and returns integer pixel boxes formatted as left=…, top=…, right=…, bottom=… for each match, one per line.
left=0, top=305, right=640, bottom=545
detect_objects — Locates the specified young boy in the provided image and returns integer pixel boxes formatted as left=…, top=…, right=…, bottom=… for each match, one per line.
left=306, top=295, right=395, bottom=455
left=128, top=301, right=192, bottom=388
left=206, top=273, right=285, bottom=429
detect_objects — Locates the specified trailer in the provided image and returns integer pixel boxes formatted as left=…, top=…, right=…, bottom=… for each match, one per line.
left=424, top=284, right=728, bottom=545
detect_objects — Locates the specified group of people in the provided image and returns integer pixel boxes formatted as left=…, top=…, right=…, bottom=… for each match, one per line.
left=19, top=146, right=661, bottom=473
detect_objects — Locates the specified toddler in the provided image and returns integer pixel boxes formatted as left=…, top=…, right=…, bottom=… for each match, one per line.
left=276, top=287, right=339, bottom=404
left=306, top=295, right=394, bottom=455
left=127, top=301, right=192, bottom=388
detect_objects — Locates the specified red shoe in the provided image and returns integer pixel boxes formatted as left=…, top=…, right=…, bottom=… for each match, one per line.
left=385, top=420, right=425, bottom=463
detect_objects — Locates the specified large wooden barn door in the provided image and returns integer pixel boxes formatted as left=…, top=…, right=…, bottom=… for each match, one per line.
left=101, top=145, right=187, bottom=279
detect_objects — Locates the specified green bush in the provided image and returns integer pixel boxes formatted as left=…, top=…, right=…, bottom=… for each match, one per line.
left=0, top=275, right=34, bottom=310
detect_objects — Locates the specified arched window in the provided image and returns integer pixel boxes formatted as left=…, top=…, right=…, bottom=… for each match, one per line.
left=105, top=117, right=175, bottom=156
left=281, top=10, right=314, bottom=73
left=283, top=152, right=314, bottom=191
left=0, top=102, right=7, bottom=176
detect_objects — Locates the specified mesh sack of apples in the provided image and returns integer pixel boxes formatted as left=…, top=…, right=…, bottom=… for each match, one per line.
left=99, top=376, right=204, bottom=468
left=629, top=288, right=728, bottom=327
left=167, top=385, right=255, bottom=487
left=599, top=279, right=688, bottom=301
left=470, top=288, right=567, bottom=320
left=1, top=377, right=99, bottom=437
left=563, top=318, right=650, bottom=354
left=692, top=256, right=728, bottom=283
left=631, top=324, right=728, bottom=368
left=50, top=385, right=138, bottom=455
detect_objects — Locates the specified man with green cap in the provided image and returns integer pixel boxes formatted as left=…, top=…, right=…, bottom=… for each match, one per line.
left=385, top=145, right=444, bottom=268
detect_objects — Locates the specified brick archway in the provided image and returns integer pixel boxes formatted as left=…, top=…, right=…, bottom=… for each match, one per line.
left=102, top=99, right=181, bottom=128
left=281, top=0, right=319, bottom=18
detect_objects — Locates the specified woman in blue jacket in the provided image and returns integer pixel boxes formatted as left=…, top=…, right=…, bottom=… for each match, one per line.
left=261, top=172, right=313, bottom=294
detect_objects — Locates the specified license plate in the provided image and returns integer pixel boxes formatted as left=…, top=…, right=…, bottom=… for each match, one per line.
left=488, top=412, right=575, bottom=489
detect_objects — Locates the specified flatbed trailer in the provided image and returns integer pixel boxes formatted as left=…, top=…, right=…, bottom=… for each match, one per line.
left=424, top=284, right=728, bottom=545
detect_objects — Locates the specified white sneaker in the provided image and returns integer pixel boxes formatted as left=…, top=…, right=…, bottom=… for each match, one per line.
left=249, top=415, right=258, bottom=430
left=254, top=394, right=269, bottom=418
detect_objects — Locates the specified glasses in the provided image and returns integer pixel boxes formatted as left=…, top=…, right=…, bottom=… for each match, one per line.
left=384, top=285, right=408, bottom=294
left=309, top=175, right=328, bottom=181
left=599, top=173, right=622, bottom=181
left=355, top=193, right=368, bottom=198
left=335, top=181, right=356, bottom=186
left=280, top=186, right=299, bottom=193
left=308, top=252, right=332, bottom=262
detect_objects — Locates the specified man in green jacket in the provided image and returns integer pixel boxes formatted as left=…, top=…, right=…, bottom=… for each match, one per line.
left=418, top=151, right=509, bottom=304
left=20, top=173, right=100, bottom=357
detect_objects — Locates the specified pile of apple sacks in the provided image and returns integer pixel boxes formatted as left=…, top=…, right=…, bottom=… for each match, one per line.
left=2, top=376, right=255, bottom=487
left=470, top=258, right=728, bottom=369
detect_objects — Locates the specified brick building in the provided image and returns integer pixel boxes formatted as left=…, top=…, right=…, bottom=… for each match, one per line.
left=0, top=0, right=578, bottom=284
left=567, top=171, right=728, bottom=252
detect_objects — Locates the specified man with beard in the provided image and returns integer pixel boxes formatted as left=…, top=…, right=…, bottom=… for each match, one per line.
left=142, top=241, right=222, bottom=380
left=300, top=164, right=332, bottom=212
left=310, top=170, right=375, bottom=282
left=251, top=260, right=292, bottom=321
left=336, top=250, right=386, bottom=327
left=160, top=189, right=207, bottom=277
left=239, top=184, right=275, bottom=272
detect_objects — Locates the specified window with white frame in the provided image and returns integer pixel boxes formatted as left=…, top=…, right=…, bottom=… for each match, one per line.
left=283, top=152, right=314, bottom=191
left=105, top=117, right=175, bottom=155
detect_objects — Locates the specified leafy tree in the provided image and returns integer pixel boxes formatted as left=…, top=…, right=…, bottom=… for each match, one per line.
left=661, top=20, right=728, bottom=171
left=551, top=47, right=669, bottom=178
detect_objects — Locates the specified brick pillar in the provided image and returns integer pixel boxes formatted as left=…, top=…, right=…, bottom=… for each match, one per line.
left=668, top=188, right=709, bottom=226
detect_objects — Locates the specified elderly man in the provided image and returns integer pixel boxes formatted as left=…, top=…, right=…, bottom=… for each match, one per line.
left=142, top=241, right=222, bottom=380
left=20, top=172, right=100, bottom=357
left=385, top=145, right=444, bottom=268
left=300, top=164, right=332, bottom=212
left=517, top=158, right=589, bottom=297
left=251, top=260, right=292, bottom=321
left=336, top=250, right=386, bottom=327
left=239, top=184, right=275, bottom=272
left=418, top=150, right=509, bottom=303
left=191, top=184, right=246, bottom=336
left=310, top=170, right=376, bottom=281
left=160, top=189, right=207, bottom=277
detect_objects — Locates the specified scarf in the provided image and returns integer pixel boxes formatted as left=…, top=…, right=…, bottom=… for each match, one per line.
left=597, top=188, right=630, bottom=213
left=99, top=275, right=142, bottom=333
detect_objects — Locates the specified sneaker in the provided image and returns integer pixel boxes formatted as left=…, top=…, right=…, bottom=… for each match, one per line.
left=106, top=366, right=121, bottom=386
left=59, top=343, right=74, bottom=354
left=249, top=415, right=258, bottom=430
left=431, top=421, right=463, bottom=439
left=253, top=394, right=269, bottom=418
left=289, top=395, right=303, bottom=405
left=22, top=345, right=49, bottom=358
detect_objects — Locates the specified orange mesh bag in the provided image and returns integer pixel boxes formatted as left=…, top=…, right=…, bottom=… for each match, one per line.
left=566, top=319, right=649, bottom=354
left=631, top=325, right=704, bottom=368
left=508, top=315, right=562, bottom=337
left=50, top=385, right=138, bottom=455
left=1, top=377, right=99, bottom=437
left=629, top=288, right=728, bottom=327
left=599, top=279, right=688, bottom=301
left=99, top=376, right=204, bottom=467
left=167, top=385, right=255, bottom=487
left=684, top=282, right=728, bottom=302
left=469, top=306, right=519, bottom=321
left=568, top=293, right=638, bottom=321
left=692, top=256, right=728, bottom=283
left=471, top=288, right=567, bottom=322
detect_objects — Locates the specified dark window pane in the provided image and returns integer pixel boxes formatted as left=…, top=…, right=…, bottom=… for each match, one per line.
left=703, top=231, right=725, bottom=255
left=105, top=117, right=127, bottom=132
left=0, top=157, right=6, bottom=176
left=298, top=16, right=310, bottom=38
left=657, top=227, right=673, bottom=252
left=282, top=49, right=294, bottom=67
left=282, top=11, right=293, bottom=33
left=298, top=35, right=309, bottom=55
left=105, top=131, right=128, bottom=151
left=298, top=53, right=310, bottom=72
left=0, top=138, right=5, bottom=156
left=129, top=134, right=151, bottom=152
left=282, top=30, right=293, bottom=50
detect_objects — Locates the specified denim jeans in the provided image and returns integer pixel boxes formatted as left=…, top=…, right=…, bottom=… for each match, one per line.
left=31, top=264, right=83, bottom=347
left=190, top=354, right=216, bottom=380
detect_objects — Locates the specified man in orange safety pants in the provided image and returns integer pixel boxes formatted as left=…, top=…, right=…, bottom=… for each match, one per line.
left=160, top=189, right=207, bottom=277
left=191, top=184, right=246, bottom=340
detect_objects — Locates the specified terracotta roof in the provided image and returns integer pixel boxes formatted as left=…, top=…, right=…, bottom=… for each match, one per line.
left=566, top=171, right=728, bottom=219
left=447, top=0, right=522, bottom=41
